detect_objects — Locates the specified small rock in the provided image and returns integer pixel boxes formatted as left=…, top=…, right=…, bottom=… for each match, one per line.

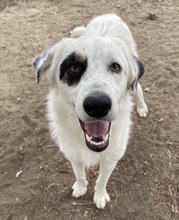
left=144, top=87, right=150, bottom=92
left=16, top=170, right=23, bottom=178
left=84, top=211, right=88, bottom=217
left=148, top=12, right=157, bottom=20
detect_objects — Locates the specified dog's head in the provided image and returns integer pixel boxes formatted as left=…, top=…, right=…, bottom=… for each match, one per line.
left=33, top=37, right=144, bottom=152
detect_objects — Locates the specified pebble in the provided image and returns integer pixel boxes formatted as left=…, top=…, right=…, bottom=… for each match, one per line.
left=16, top=170, right=23, bottom=177
left=144, top=87, right=150, bottom=92
left=148, top=12, right=157, bottom=20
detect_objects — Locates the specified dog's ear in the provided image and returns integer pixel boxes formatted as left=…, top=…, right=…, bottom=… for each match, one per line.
left=130, top=56, right=145, bottom=90
left=33, top=44, right=57, bottom=84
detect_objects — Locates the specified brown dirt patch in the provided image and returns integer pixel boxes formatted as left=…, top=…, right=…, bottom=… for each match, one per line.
left=0, top=0, right=178, bottom=219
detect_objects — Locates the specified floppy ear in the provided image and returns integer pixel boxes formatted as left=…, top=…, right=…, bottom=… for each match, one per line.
left=130, top=56, right=145, bottom=90
left=32, top=44, right=57, bottom=84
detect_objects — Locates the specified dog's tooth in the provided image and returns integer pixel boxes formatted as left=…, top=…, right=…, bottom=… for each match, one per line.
left=91, top=141, right=98, bottom=146
left=90, top=140, right=105, bottom=146
left=86, top=134, right=92, bottom=142
left=103, top=134, right=109, bottom=142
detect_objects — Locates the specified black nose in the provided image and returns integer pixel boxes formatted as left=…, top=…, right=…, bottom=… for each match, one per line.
left=83, top=94, right=112, bottom=119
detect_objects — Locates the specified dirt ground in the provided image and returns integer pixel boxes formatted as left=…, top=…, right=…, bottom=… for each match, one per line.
left=0, top=0, right=178, bottom=219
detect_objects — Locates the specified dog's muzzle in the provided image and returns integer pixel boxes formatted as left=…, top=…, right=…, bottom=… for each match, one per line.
left=79, top=94, right=112, bottom=152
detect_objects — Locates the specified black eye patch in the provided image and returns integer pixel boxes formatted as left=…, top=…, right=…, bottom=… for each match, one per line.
left=60, top=52, right=88, bottom=86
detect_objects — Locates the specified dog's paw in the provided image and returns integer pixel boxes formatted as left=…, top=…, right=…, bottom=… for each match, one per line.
left=137, top=104, right=148, bottom=118
left=72, top=180, right=88, bottom=198
left=93, top=191, right=110, bottom=209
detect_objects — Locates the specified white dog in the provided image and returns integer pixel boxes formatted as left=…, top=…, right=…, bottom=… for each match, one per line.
left=33, top=14, right=148, bottom=209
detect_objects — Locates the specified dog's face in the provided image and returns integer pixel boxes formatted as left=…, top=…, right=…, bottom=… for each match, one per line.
left=33, top=37, right=144, bottom=152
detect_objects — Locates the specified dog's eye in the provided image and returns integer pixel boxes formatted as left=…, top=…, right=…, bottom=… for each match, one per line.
left=69, top=64, right=79, bottom=73
left=110, top=63, right=122, bottom=73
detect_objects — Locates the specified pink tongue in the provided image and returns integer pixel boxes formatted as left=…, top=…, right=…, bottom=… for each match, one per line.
left=84, top=121, right=109, bottom=138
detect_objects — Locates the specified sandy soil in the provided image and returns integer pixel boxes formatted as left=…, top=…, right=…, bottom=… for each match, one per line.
left=0, top=0, right=178, bottom=219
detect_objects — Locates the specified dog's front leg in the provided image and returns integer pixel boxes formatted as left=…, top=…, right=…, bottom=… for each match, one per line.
left=134, top=83, right=148, bottom=117
left=70, top=160, right=88, bottom=198
left=94, top=161, right=117, bottom=209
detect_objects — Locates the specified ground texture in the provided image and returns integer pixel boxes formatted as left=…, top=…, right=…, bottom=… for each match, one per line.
left=0, top=0, right=179, bottom=219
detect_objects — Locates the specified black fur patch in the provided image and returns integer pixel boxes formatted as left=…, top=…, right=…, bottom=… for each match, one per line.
left=131, top=57, right=145, bottom=90
left=60, top=52, right=87, bottom=86
left=136, top=58, right=144, bottom=80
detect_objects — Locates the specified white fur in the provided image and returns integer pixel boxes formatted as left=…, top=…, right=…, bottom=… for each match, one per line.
left=33, top=14, right=148, bottom=209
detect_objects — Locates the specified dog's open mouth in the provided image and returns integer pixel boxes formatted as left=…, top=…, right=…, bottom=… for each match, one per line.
left=79, top=120, right=111, bottom=152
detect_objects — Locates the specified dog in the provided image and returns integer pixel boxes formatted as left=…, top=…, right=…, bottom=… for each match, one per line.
left=33, top=14, right=148, bottom=209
